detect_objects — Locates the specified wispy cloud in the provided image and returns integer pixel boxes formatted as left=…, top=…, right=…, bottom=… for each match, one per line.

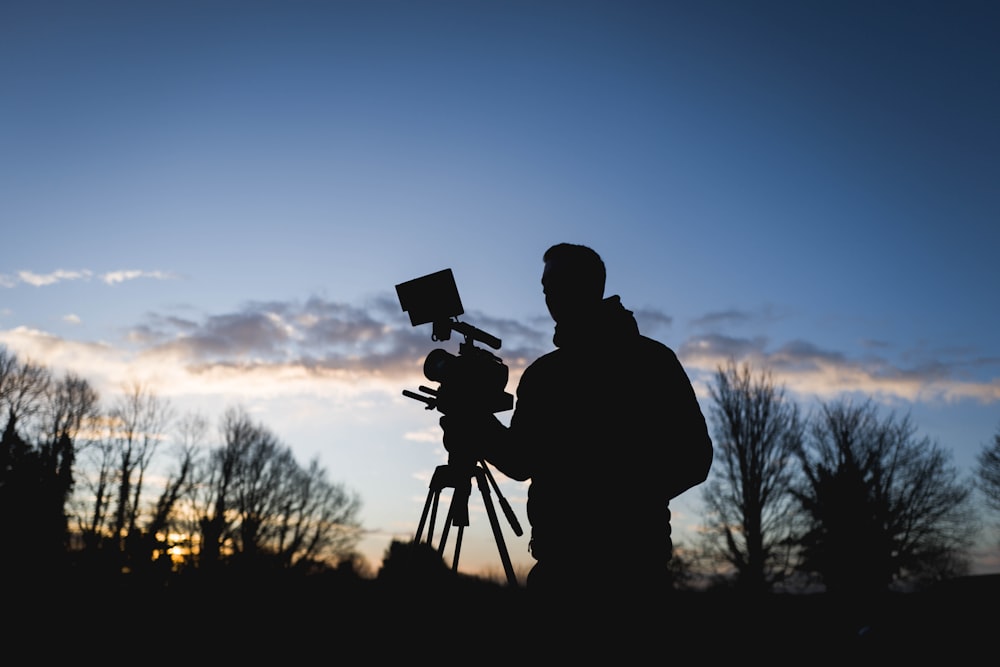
left=101, top=270, right=176, bottom=285
left=17, top=269, right=93, bottom=286
left=690, top=305, right=788, bottom=330
left=0, top=269, right=176, bottom=288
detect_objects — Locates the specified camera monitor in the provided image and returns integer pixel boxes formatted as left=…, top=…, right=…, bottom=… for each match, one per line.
left=396, top=268, right=464, bottom=327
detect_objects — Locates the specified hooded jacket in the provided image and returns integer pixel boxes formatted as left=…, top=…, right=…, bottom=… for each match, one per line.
left=494, top=295, right=713, bottom=564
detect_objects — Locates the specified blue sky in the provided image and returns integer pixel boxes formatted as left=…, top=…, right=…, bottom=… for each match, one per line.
left=2, top=1, right=999, bottom=578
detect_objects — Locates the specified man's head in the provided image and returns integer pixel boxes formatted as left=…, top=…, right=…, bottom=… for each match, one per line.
left=542, top=243, right=606, bottom=324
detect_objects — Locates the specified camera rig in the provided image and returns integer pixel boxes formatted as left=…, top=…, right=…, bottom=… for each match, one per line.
left=395, top=268, right=521, bottom=586
left=396, top=268, right=513, bottom=415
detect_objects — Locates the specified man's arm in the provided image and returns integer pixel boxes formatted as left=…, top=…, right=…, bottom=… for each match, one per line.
left=439, top=413, right=531, bottom=481
left=662, top=349, right=714, bottom=500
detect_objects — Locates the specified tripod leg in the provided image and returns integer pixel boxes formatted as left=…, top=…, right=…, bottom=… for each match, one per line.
left=438, top=487, right=460, bottom=559
left=427, top=490, right=441, bottom=545
left=439, top=473, right=472, bottom=558
left=475, top=470, right=518, bottom=586
left=451, top=524, right=464, bottom=571
left=415, top=487, right=438, bottom=544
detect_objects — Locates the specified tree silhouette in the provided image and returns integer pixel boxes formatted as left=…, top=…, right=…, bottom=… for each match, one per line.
left=0, top=412, right=65, bottom=572
left=189, top=406, right=362, bottom=570
left=190, top=408, right=243, bottom=568
left=271, top=457, right=362, bottom=568
left=976, top=423, right=1000, bottom=517
left=699, top=361, right=803, bottom=592
left=0, top=345, right=364, bottom=578
left=74, top=420, right=116, bottom=554
left=139, top=412, right=205, bottom=571
left=105, top=380, right=174, bottom=571
left=792, top=399, right=975, bottom=594
left=0, top=349, right=85, bottom=574
left=0, top=350, right=49, bottom=427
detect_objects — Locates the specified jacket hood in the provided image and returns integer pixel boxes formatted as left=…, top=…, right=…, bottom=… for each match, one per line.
left=552, top=295, right=639, bottom=348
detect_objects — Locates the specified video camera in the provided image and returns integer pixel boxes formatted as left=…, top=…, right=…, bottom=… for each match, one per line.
left=395, top=268, right=513, bottom=415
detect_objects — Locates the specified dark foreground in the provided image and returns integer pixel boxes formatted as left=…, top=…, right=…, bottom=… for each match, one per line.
left=8, top=571, right=997, bottom=663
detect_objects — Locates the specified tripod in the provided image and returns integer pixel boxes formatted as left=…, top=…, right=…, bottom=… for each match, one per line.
left=414, top=456, right=523, bottom=586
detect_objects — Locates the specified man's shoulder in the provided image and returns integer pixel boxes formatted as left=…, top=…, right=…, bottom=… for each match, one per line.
left=635, top=333, right=680, bottom=360
left=523, top=348, right=564, bottom=375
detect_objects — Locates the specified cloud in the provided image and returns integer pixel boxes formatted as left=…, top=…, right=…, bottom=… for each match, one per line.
left=1, top=295, right=998, bottom=411
left=0, top=327, right=122, bottom=386
left=690, top=305, right=788, bottom=330
left=0, top=269, right=175, bottom=288
left=0, top=293, right=547, bottom=408
left=679, top=334, right=1000, bottom=405
left=17, top=269, right=93, bottom=286
left=101, top=270, right=176, bottom=285
left=62, top=314, right=82, bottom=325
left=123, top=295, right=550, bottom=382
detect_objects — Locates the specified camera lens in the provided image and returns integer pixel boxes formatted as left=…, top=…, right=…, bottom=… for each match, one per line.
left=423, top=348, right=457, bottom=383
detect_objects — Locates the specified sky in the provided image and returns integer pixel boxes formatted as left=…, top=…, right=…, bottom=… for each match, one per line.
left=2, top=1, right=999, bottom=579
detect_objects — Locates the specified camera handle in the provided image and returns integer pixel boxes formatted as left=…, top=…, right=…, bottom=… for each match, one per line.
left=414, top=457, right=521, bottom=586
left=402, top=386, right=439, bottom=409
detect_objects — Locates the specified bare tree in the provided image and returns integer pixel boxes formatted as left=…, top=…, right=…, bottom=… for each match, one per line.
left=190, top=405, right=279, bottom=567
left=74, top=428, right=116, bottom=551
left=37, top=374, right=99, bottom=551
left=189, top=405, right=362, bottom=570
left=0, top=352, right=51, bottom=426
left=0, top=353, right=92, bottom=570
left=107, top=380, right=173, bottom=555
left=144, top=411, right=207, bottom=567
left=190, top=408, right=243, bottom=569
left=32, top=372, right=100, bottom=450
left=699, top=361, right=803, bottom=592
left=793, top=399, right=975, bottom=594
left=976, top=424, right=1000, bottom=517
left=229, top=418, right=294, bottom=563
left=272, top=457, right=362, bottom=568
left=0, top=346, right=16, bottom=400
left=0, top=347, right=364, bottom=574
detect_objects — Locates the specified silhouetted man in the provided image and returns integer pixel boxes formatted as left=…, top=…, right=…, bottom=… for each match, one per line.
left=441, top=243, right=712, bottom=632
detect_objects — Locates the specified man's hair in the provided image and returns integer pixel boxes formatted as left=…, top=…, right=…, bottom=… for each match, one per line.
left=543, top=243, right=606, bottom=298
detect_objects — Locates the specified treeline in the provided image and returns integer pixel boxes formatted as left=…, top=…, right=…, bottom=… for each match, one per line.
left=0, top=345, right=363, bottom=579
left=687, top=361, right=1000, bottom=596
left=3, top=343, right=999, bottom=597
